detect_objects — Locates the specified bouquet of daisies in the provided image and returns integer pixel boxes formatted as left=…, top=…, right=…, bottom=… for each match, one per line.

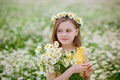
left=35, top=41, right=84, bottom=80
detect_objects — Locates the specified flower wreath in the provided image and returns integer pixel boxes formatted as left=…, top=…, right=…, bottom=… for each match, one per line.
left=51, top=12, right=83, bottom=27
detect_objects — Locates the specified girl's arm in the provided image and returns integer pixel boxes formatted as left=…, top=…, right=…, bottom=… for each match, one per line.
left=47, top=64, right=88, bottom=80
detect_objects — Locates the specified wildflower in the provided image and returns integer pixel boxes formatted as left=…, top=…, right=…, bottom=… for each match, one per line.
left=44, top=43, right=50, bottom=49
left=54, top=41, right=59, bottom=48
left=35, top=45, right=42, bottom=53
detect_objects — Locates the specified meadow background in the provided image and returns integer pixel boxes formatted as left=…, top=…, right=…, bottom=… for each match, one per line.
left=0, top=0, right=120, bottom=80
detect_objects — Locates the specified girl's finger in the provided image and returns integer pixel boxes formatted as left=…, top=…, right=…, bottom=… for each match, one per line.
left=88, top=64, right=93, bottom=68
left=82, top=66, right=88, bottom=69
left=81, top=63, right=89, bottom=66
left=90, top=67, right=94, bottom=70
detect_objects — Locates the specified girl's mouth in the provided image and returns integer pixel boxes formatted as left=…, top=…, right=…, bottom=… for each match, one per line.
left=61, top=38, right=68, bottom=41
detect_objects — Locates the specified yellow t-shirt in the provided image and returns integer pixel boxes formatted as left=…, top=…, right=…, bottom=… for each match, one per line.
left=56, top=46, right=86, bottom=77
left=72, top=46, right=86, bottom=64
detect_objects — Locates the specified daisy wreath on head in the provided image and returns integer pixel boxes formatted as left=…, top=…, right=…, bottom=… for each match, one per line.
left=51, top=12, right=83, bottom=27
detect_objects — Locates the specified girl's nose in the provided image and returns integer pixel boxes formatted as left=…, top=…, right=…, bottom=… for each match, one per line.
left=62, top=32, right=67, bottom=36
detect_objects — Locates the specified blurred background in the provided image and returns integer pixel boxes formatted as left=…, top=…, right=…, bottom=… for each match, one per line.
left=0, top=0, right=120, bottom=80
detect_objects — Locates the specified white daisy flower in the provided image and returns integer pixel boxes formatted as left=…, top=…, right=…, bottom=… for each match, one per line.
left=35, top=45, right=42, bottom=53
left=54, top=41, right=59, bottom=48
left=44, top=43, right=50, bottom=49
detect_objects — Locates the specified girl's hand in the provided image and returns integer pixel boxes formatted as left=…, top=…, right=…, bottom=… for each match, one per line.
left=47, top=72, right=56, bottom=80
left=83, top=63, right=93, bottom=79
left=71, top=63, right=89, bottom=74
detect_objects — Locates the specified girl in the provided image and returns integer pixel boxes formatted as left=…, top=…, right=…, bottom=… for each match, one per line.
left=47, top=12, right=93, bottom=80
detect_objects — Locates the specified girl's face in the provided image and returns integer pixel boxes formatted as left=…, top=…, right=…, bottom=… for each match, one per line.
left=57, top=21, right=78, bottom=46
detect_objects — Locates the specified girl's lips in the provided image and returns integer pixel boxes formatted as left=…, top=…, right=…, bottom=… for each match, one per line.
left=61, top=38, right=68, bottom=40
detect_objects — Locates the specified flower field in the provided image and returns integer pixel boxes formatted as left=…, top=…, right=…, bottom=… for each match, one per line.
left=0, top=0, right=120, bottom=80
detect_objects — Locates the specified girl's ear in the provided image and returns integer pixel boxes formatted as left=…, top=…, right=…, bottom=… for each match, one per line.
left=75, top=29, right=79, bottom=36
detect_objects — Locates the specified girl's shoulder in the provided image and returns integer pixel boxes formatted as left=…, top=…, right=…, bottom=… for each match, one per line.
left=77, top=46, right=86, bottom=52
left=73, top=46, right=87, bottom=64
left=77, top=46, right=89, bottom=62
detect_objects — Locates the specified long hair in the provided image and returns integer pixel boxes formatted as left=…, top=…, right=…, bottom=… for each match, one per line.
left=51, top=17, right=82, bottom=47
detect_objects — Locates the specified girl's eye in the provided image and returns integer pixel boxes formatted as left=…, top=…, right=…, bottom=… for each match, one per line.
left=57, top=30, right=62, bottom=33
left=66, top=29, right=71, bottom=32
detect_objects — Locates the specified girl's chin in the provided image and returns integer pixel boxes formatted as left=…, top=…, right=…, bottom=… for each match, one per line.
left=60, top=41, right=68, bottom=44
left=60, top=42, right=71, bottom=46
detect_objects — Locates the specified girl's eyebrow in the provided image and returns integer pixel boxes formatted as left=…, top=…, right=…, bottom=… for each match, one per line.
left=57, top=28, right=62, bottom=30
